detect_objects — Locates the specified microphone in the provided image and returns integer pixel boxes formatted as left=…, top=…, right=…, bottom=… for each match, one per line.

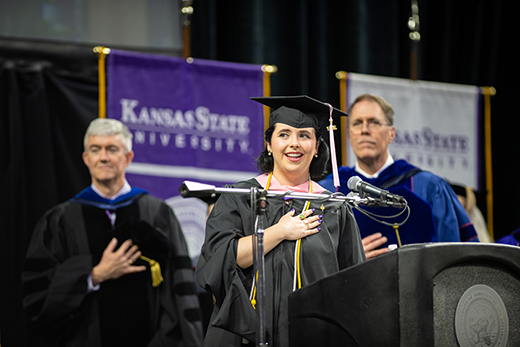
left=347, top=176, right=405, bottom=203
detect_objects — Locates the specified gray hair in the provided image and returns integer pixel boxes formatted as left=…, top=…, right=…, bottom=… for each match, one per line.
left=348, top=94, right=395, bottom=126
left=83, top=118, right=133, bottom=153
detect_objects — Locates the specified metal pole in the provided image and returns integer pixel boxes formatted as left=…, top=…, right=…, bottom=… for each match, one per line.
left=253, top=188, right=268, bottom=346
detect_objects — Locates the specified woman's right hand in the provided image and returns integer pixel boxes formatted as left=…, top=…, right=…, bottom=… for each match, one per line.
left=273, top=208, right=322, bottom=241
left=236, top=208, right=322, bottom=269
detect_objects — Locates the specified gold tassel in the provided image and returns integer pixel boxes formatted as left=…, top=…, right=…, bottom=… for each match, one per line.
left=139, top=255, right=164, bottom=287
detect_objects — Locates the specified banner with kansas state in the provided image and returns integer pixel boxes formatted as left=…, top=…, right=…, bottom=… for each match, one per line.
left=346, top=73, right=480, bottom=190
left=106, top=50, right=265, bottom=259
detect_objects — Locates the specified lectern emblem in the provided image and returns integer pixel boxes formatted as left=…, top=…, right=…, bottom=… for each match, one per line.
left=455, top=284, right=508, bottom=347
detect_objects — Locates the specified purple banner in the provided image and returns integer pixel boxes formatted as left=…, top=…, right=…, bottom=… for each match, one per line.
left=107, top=50, right=265, bottom=200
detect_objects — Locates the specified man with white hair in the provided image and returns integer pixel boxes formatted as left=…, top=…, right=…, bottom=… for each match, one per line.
left=22, top=118, right=203, bottom=346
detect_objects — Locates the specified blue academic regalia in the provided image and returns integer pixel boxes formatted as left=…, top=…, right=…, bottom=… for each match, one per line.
left=319, top=160, right=479, bottom=247
left=496, top=228, right=520, bottom=246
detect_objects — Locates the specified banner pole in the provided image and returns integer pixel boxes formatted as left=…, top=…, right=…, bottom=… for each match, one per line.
left=180, top=1, right=194, bottom=58
left=336, top=71, right=348, bottom=166
left=261, top=65, right=277, bottom=132
left=481, top=86, right=496, bottom=240
left=408, top=0, right=421, bottom=81
left=93, top=46, right=111, bottom=119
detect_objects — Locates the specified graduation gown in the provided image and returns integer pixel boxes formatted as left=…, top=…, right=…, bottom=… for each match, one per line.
left=319, top=160, right=479, bottom=246
left=195, top=178, right=365, bottom=347
left=22, top=187, right=203, bottom=347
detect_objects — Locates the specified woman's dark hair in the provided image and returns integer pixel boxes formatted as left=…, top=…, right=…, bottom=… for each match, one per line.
left=256, top=124, right=330, bottom=180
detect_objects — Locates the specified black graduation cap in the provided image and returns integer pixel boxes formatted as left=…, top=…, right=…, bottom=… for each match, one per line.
left=250, top=95, right=348, bottom=131
left=251, top=95, right=348, bottom=190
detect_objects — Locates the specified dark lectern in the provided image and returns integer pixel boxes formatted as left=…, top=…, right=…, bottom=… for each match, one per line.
left=289, top=243, right=520, bottom=346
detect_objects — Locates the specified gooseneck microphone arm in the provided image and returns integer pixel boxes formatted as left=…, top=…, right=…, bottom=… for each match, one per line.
left=179, top=180, right=372, bottom=203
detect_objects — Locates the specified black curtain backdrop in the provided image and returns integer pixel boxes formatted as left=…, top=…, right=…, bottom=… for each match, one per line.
left=191, top=0, right=517, bottom=236
left=1, top=0, right=519, bottom=346
left=0, top=37, right=98, bottom=346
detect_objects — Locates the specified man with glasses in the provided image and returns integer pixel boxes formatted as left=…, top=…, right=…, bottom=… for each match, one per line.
left=319, top=94, right=478, bottom=259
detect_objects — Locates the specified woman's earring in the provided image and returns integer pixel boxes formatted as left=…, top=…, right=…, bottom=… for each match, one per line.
left=314, top=153, right=318, bottom=158
left=268, top=151, right=272, bottom=156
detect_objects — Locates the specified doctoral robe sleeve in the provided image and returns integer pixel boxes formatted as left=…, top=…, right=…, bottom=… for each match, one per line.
left=141, top=196, right=204, bottom=347
left=22, top=203, right=94, bottom=340
left=496, top=228, right=520, bottom=246
left=413, top=173, right=479, bottom=242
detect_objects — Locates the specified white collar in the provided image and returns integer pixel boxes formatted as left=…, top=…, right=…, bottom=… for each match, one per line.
left=91, top=180, right=132, bottom=200
left=355, top=154, right=394, bottom=178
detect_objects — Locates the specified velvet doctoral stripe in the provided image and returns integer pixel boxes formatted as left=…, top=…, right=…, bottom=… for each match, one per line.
left=82, top=203, right=154, bottom=347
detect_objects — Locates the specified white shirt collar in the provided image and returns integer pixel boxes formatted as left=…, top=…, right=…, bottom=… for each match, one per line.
left=355, top=154, right=394, bottom=178
left=91, top=180, right=132, bottom=200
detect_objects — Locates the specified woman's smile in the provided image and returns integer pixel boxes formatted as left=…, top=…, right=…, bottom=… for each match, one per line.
left=268, top=123, right=318, bottom=185
left=285, top=152, right=304, bottom=161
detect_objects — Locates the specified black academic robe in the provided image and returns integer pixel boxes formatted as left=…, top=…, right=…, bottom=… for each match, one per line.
left=22, top=191, right=203, bottom=347
left=195, top=179, right=365, bottom=347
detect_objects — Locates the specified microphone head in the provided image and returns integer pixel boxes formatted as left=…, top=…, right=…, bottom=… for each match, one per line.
left=347, top=176, right=362, bottom=191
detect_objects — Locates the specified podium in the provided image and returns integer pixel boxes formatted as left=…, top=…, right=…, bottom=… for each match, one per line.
left=288, top=243, right=520, bottom=346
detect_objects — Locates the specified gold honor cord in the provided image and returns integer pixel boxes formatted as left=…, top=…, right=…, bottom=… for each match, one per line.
left=250, top=172, right=312, bottom=308
left=251, top=272, right=258, bottom=309
left=296, top=192, right=312, bottom=290
left=393, top=224, right=402, bottom=247
left=93, top=46, right=111, bottom=119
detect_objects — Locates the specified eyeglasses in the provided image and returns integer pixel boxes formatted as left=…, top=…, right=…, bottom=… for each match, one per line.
left=348, top=119, right=389, bottom=133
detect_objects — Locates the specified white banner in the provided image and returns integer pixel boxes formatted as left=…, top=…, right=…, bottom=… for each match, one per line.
left=347, top=73, right=480, bottom=189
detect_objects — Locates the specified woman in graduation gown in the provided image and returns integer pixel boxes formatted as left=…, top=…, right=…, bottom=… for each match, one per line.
left=195, top=96, right=366, bottom=346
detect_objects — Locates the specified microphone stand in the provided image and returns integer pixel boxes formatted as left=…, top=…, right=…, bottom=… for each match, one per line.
left=179, top=181, right=390, bottom=347
left=251, top=187, right=268, bottom=346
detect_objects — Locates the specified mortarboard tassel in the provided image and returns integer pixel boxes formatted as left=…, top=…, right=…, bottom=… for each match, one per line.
left=139, top=255, right=164, bottom=287
left=325, top=104, right=340, bottom=191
